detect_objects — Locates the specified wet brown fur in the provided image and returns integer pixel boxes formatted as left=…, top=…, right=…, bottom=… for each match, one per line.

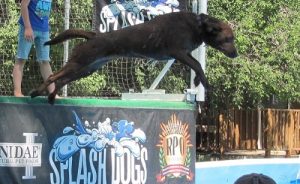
left=30, top=12, right=238, bottom=104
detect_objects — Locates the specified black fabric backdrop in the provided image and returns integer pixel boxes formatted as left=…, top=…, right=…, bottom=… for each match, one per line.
left=0, top=103, right=196, bottom=184
left=94, top=0, right=187, bottom=32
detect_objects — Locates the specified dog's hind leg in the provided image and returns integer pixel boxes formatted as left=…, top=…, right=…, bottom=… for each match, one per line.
left=30, top=72, right=64, bottom=98
left=46, top=74, right=77, bottom=104
left=47, top=61, right=109, bottom=104
left=30, top=62, right=81, bottom=98
left=30, top=74, right=57, bottom=98
left=47, top=88, right=59, bottom=105
left=172, top=52, right=210, bottom=89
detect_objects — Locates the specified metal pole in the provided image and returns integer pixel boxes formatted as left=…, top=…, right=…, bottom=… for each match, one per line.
left=149, top=59, right=175, bottom=90
left=257, top=108, right=262, bottom=149
left=62, top=0, right=70, bottom=97
left=190, top=0, right=198, bottom=90
left=191, top=0, right=207, bottom=102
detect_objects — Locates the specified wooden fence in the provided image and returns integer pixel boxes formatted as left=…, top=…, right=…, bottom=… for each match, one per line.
left=218, top=109, right=300, bottom=155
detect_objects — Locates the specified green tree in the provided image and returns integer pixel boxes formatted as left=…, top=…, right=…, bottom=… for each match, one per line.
left=207, top=0, right=300, bottom=109
left=0, top=0, right=19, bottom=95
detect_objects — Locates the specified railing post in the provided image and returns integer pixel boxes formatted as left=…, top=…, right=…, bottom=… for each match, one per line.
left=257, top=108, right=262, bottom=149
left=265, top=109, right=273, bottom=158
left=62, top=0, right=70, bottom=97
left=190, top=0, right=207, bottom=102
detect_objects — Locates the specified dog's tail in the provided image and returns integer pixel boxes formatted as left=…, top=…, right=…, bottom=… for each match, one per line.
left=45, top=29, right=96, bottom=45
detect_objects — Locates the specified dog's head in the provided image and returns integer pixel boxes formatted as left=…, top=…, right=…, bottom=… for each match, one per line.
left=197, top=13, right=238, bottom=58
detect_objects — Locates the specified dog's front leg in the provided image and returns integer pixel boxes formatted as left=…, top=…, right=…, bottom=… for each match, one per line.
left=172, top=52, right=210, bottom=89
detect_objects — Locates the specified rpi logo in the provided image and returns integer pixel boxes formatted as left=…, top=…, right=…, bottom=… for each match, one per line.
left=0, top=133, right=42, bottom=180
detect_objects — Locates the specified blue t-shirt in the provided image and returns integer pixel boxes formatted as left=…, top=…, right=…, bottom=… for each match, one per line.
left=19, top=0, right=52, bottom=32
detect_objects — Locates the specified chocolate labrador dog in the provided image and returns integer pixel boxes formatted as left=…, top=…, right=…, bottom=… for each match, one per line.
left=30, top=12, right=238, bottom=104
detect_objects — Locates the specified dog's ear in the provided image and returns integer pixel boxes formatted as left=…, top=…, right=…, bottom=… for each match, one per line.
left=197, top=13, right=209, bottom=27
left=199, top=13, right=222, bottom=34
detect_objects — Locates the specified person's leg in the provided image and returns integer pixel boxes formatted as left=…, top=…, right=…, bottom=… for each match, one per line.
left=12, top=59, right=26, bottom=97
left=13, top=25, right=32, bottom=97
left=39, top=62, right=55, bottom=93
left=35, top=30, right=58, bottom=95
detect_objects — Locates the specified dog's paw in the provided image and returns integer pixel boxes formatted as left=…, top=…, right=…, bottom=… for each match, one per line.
left=44, top=41, right=50, bottom=46
left=48, top=93, right=56, bottom=105
left=194, top=75, right=201, bottom=87
left=30, top=89, right=40, bottom=98
left=194, top=75, right=212, bottom=90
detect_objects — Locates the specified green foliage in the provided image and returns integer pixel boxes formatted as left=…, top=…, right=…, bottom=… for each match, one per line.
left=136, top=62, right=188, bottom=93
left=207, top=0, right=300, bottom=109
left=0, top=0, right=19, bottom=62
left=68, top=72, right=107, bottom=96
left=0, top=61, right=14, bottom=95
left=0, top=0, right=20, bottom=95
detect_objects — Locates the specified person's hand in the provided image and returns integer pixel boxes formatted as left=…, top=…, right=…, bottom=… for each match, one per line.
left=24, top=27, right=34, bottom=42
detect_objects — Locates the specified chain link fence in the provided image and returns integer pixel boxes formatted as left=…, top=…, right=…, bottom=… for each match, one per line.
left=0, top=0, right=199, bottom=98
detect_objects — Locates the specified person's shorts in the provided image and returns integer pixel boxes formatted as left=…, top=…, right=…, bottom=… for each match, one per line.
left=16, top=25, right=50, bottom=62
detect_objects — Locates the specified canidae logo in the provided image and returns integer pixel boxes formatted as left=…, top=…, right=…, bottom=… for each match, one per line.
left=0, top=133, right=42, bottom=179
left=49, top=111, right=148, bottom=184
left=156, top=114, right=194, bottom=183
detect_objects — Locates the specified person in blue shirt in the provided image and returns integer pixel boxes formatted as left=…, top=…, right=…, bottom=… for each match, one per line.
left=12, top=0, right=57, bottom=97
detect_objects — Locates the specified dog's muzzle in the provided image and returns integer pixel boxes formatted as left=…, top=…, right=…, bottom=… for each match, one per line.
left=226, top=50, right=238, bottom=58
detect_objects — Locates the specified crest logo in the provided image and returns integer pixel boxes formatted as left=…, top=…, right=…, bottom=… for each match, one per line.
left=156, top=114, right=194, bottom=182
